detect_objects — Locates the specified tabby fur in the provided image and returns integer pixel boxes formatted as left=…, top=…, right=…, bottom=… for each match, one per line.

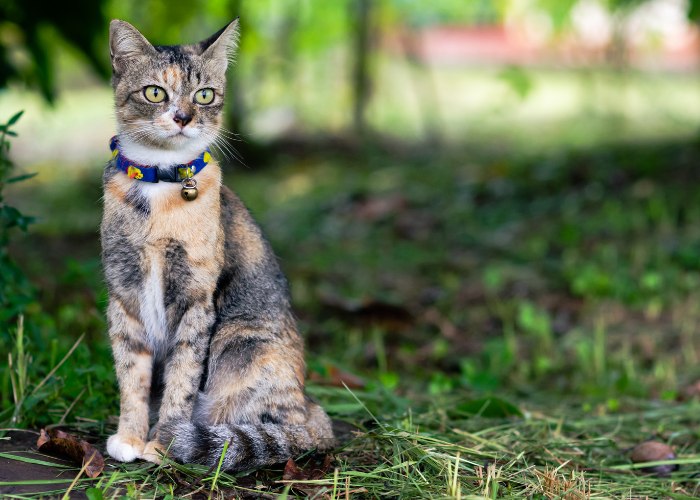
left=102, top=19, right=334, bottom=470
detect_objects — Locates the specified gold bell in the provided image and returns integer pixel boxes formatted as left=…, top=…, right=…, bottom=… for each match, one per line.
left=181, top=178, right=198, bottom=201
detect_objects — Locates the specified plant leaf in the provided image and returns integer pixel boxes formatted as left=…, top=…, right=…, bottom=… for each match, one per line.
left=7, top=111, right=24, bottom=127
left=7, top=173, right=38, bottom=184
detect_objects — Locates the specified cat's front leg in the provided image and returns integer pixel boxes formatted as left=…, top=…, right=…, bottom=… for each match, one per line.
left=106, top=297, right=152, bottom=462
left=142, top=300, right=213, bottom=462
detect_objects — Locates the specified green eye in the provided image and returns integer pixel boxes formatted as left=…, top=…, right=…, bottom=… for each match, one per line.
left=194, top=88, right=215, bottom=105
left=143, top=86, right=167, bottom=103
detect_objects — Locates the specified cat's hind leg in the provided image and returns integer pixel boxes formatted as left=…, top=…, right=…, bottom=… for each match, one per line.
left=159, top=324, right=335, bottom=470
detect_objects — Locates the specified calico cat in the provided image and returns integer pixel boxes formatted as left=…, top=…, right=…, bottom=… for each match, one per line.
left=102, top=19, right=335, bottom=470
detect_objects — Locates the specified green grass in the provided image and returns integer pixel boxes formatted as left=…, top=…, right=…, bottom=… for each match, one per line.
left=3, top=103, right=700, bottom=495
left=4, top=136, right=700, bottom=497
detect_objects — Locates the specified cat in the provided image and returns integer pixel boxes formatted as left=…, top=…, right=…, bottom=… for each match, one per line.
left=102, top=19, right=335, bottom=471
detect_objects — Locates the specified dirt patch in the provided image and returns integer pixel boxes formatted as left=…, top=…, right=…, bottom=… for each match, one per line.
left=0, top=430, right=86, bottom=499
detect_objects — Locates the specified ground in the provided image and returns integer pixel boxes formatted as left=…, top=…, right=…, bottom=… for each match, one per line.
left=2, top=121, right=700, bottom=496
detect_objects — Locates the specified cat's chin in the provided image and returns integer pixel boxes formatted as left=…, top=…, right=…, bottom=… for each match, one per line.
left=118, top=134, right=211, bottom=167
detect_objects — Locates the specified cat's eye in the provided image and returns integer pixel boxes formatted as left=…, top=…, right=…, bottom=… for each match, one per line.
left=194, top=88, right=215, bottom=105
left=143, top=86, right=167, bottom=103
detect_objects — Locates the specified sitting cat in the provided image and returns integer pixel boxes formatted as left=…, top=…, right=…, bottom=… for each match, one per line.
left=102, top=18, right=335, bottom=471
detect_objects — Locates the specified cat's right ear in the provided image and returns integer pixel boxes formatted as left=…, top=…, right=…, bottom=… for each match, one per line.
left=199, top=19, right=240, bottom=71
left=109, top=20, right=155, bottom=75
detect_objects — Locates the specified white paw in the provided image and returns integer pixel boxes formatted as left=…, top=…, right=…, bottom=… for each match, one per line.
left=107, top=434, right=144, bottom=462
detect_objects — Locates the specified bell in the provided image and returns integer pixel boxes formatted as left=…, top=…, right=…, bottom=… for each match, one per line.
left=181, top=178, right=198, bottom=201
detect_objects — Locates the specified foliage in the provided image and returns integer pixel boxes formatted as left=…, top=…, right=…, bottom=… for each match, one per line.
left=2, top=0, right=699, bottom=106
left=0, top=2, right=699, bottom=497
left=0, top=111, right=35, bottom=325
left=2, top=135, right=700, bottom=495
left=0, top=0, right=108, bottom=102
left=0, top=113, right=112, bottom=430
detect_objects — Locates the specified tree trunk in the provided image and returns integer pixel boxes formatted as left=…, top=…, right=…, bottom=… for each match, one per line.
left=350, top=0, right=372, bottom=137
left=227, top=0, right=246, bottom=137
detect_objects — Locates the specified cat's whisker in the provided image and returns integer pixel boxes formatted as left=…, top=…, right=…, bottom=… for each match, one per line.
left=200, top=129, right=237, bottom=162
left=215, top=126, right=244, bottom=142
left=209, top=138, right=238, bottom=164
left=210, top=133, right=248, bottom=168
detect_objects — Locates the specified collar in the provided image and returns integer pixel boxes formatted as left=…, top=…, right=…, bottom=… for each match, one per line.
left=109, top=136, right=212, bottom=183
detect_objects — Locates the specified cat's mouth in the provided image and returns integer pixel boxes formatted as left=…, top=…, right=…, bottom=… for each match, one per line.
left=168, top=128, right=197, bottom=140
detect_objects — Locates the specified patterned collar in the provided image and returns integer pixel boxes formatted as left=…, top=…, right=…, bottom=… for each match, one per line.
left=109, top=136, right=212, bottom=183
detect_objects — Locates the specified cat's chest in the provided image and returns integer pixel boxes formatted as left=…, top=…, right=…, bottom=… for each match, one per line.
left=103, top=165, right=224, bottom=349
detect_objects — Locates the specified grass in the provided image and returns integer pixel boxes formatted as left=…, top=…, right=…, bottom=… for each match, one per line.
left=3, top=135, right=700, bottom=497
left=2, top=68, right=700, bottom=496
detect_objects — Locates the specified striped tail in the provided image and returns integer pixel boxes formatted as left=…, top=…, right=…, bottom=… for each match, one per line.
left=161, top=410, right=334, bottom=471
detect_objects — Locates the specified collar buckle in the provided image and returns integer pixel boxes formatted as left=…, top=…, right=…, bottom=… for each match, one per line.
left=155, top=165, right=196, bottom=183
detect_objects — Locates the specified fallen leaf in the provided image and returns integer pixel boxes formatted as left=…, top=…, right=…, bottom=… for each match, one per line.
left=282, top=458, right=305, bottom=481
left=281, top=455, right=333, bottom=497
left=630, top=441, right=677, bottom=477
left=37, top=428, right=104, bottom=478
left=282, top=454, right=332, bottom=482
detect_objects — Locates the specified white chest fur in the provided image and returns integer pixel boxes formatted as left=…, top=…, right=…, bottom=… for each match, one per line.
left=141, top=247, right=168, bottom=359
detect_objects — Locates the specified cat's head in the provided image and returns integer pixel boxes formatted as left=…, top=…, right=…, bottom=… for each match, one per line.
left=109, top=19, right=239, bottom=154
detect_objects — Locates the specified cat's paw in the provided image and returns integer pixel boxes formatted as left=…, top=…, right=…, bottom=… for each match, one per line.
left=140, top=440, right=165, bottom=464
left=106, top=434, right=145, bottom=462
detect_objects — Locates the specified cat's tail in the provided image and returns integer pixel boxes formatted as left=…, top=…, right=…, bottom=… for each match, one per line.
left=160, top=404, right=335, bottom=471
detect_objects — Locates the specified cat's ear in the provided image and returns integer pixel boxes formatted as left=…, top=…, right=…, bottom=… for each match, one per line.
left=109, top=20, right=155, bottom=74
left=199, top=19, right=240, bottom=70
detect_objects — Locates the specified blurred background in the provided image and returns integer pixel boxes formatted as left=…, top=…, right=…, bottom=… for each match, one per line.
left=3, top=0, right=700, bottom=425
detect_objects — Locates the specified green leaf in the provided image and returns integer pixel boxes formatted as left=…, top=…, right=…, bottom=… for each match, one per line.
left=689, top=0, right=700, bottom=22
left=7, top=173, right=38, bottom=184
left=7, top=111, right=24, bottom=127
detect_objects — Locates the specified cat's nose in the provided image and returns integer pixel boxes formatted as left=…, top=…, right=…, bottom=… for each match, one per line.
left=173, top=110, right=192, bottom=128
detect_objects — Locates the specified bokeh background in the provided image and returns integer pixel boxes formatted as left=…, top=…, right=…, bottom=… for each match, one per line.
left=3, top=0, right=700, bottom=474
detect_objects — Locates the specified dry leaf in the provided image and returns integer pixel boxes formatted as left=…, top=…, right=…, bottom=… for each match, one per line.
left=282, top=455, right=332, bottom=497
left=281, top=455, right=333, bottom=496
left=630, top=441, right=677, bottom=477
left=282, top=454, right=332, bottom=482
left=37, top=428, right=105, bottom=478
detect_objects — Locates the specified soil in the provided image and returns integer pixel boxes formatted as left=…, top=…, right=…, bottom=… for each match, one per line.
left=0, top=430, right=86, bottom=499
left=0, top=421, right=358, bottom=498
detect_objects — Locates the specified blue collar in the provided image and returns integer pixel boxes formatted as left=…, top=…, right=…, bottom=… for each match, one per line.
left=109, top=136, right=212, bottom=183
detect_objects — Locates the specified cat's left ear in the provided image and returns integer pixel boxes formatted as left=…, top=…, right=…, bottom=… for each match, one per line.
left=199, top=19, right=240, bottom=70
left=110, top=20, right=156, bottom=75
